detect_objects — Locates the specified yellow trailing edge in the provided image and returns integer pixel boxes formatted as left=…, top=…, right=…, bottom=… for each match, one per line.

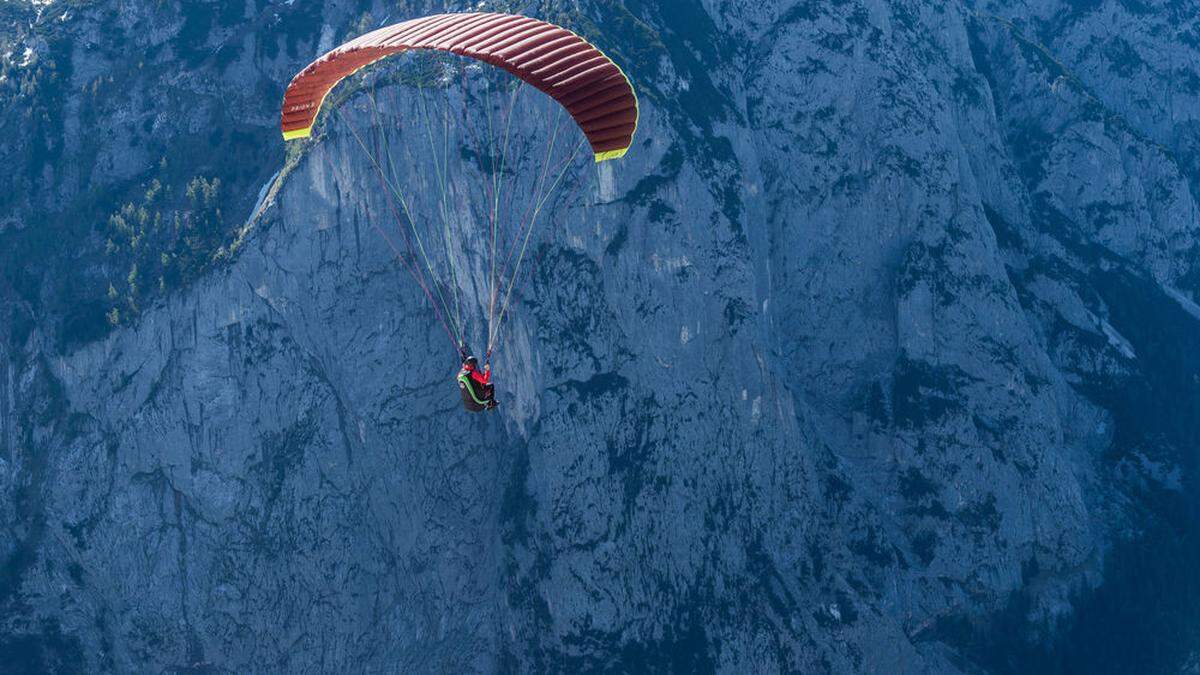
left=282, top=127, right=313, bottom=141
left=594, top=147, right=629, bottom=162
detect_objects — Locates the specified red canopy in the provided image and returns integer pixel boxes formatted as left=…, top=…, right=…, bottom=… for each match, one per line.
left=280, top=12, right=638, bottom=162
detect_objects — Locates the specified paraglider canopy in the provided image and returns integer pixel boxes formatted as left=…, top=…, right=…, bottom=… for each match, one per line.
left=280, top=12, right=638, bottom=162
left=277, top=11, right=640, bottom=373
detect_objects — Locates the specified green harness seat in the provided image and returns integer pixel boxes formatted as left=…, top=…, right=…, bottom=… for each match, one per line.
left=458, top=372, right=493, bottom=412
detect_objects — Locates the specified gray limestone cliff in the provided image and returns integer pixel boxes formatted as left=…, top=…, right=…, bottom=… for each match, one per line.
left=1, top=1, right=1197, bottom=672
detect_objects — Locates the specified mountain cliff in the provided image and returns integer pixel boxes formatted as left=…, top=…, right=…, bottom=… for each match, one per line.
left=1, top=1, right=1197, bottom=672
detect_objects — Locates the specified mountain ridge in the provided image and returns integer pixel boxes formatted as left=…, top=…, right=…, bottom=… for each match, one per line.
left=1, top=1, right=1197, bottom=671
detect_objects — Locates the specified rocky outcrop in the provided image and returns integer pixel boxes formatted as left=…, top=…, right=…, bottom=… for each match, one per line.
left=1, top=1, right=1197, bottom=672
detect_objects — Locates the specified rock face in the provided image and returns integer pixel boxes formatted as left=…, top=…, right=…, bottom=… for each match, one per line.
left=1, top=1, right=1198, bottom=672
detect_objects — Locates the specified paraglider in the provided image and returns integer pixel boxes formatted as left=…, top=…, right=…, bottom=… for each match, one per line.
left=457, top=346, right=498, bottom=412
left=280, top=12, right=638, bottom=411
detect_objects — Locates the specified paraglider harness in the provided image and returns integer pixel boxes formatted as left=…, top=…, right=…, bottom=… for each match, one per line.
left=457, top=346, right=498, bottom=412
